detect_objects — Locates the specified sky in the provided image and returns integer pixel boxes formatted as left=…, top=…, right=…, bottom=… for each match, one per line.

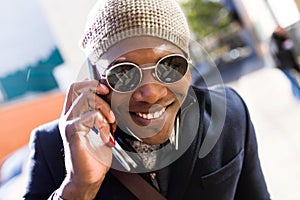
left=0, top=0, right=57, bottom=77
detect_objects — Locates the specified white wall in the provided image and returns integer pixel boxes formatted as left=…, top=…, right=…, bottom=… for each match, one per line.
left=38, top=0, right=98, bottom=80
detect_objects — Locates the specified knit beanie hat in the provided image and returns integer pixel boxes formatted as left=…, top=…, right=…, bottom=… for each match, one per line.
left=79, top=0, right=190, bottom=64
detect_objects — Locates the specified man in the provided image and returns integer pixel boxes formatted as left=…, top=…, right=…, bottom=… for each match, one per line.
left=23, top=0, right=270, bottom=199
left=270, top=25, right=300, bottom=100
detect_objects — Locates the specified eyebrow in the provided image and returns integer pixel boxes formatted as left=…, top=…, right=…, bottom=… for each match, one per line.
left=109, top=56, right=163, bottom=67
left=108, top=58, right=133, bottom=68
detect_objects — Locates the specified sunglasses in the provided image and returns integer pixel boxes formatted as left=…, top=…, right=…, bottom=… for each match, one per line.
left=92, top=54, right=190, bottom=93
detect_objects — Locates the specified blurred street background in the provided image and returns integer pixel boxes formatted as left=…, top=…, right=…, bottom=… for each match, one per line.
left=0, top=0, right=300, bottom=199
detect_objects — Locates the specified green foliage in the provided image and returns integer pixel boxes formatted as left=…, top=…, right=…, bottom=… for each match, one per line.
left=181, top=0, right=232, bottom=40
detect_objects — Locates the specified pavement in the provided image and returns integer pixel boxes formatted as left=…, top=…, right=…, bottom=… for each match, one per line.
left=227, top=66, right=300, bottom=200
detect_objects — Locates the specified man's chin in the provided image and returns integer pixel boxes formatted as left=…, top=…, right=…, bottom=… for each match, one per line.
left=142, top=133, right=170, bottom=145
left=127, top=125, right=162, bottom=140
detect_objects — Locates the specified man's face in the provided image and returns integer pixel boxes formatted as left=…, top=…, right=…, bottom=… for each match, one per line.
left=103, top=47, right=191, bottom=144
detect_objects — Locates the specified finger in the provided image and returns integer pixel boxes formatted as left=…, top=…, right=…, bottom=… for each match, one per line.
left=93, top=114, right=116, bottom=147
left=61, top=114, right=113, bottom=170
left=95, top=81, right=111, bottom=96
left=72, top=80, right=109, bottom=96
left=65, top=89, right=115, bottom=125
left=87, top=92, right=116, bottom=133
left=65, top=110, right=113, bottom=147
left=63, top=80, right=110, bottom=115
left=64, top=89, right=93, bottom=119
left=73, top=80, right=110, bottom=97
left=77, top=87, right=115, bottom=124
left=91, top=95, right=116, bottom=124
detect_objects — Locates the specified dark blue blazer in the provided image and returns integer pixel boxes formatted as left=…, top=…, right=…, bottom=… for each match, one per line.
left=23, top=87, right=270, bottom=200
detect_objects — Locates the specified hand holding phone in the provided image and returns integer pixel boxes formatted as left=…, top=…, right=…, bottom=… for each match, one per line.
left=87, top=58, right=138, bottom=171
left=57, top=79, right=116, bottom=198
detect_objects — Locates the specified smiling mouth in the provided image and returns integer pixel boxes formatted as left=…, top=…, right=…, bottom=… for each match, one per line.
left=135, top=107, right=166, bottom=120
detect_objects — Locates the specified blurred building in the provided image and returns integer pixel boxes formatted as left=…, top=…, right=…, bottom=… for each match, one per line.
left=0, top=0, right=63, bottom=102
left=0, top=0, right=67, bottom=161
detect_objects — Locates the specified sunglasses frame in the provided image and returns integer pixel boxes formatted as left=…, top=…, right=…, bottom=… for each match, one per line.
left=91, top=54, right=191, bottom=93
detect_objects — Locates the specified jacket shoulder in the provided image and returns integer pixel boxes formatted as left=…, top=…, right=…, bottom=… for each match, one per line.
left=29, top=119, right=65, bottom=176
left=25, top=120, right=65, bottom=198
left=192, top=85, right=249, bottom=127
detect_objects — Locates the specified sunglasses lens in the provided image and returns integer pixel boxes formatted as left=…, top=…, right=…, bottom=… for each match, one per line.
left=156, top=56, right=188, bottom=83
left=107, top=64, right=141, bottom=92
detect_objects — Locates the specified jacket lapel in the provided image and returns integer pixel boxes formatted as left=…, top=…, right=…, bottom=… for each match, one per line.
left=167, top=87, right=205, bottom=199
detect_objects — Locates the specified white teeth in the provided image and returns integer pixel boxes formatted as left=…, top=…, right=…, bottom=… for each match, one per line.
left=136, top=107, right=166, bottom=120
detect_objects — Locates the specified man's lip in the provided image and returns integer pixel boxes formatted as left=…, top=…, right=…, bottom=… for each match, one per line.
left=129, top=105, right=169, bottom=125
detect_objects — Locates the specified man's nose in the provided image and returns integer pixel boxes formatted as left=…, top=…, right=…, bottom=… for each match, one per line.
left=132, top=83, right=168, bottom=104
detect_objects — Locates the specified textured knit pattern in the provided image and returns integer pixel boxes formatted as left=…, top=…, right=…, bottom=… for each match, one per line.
left=79, top=0, right=190, bottom=64
left=129, top=140, right=160, bottom=170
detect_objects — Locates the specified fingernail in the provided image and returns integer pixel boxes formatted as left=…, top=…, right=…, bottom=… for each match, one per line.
left=108, top=133, right=116, bottom=147
left=110, top=110, right=116, bottom=122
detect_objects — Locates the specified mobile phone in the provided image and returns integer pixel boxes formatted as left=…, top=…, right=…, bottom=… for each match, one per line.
left=87, top=59, right=101, bottom=81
